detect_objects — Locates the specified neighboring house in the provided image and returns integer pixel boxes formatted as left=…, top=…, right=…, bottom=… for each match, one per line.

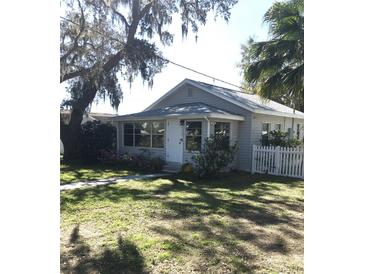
left=111, top=78, right=304, bottom=172
left=60, top=111, right=116, bottom=154
left=60, top=111, right=115, bottom=125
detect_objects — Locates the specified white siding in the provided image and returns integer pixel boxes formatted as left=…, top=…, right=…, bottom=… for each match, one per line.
left=151, top=84, right=252, bottom=171
left=115, top=84, right=304, bottom=172
left=251, top=114, right=304, bottom=145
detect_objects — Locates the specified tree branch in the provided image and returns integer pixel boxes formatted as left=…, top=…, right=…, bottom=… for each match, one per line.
left=60, top=0, right=85, bottom=63
left=60, top=68, right=91, bottom=83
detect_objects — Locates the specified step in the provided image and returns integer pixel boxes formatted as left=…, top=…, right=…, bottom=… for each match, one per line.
left=162, top=168, right=180, bottom=173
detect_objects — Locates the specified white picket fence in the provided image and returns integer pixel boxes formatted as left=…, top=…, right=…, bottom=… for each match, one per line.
left=251, top=145, right=304, bottom=178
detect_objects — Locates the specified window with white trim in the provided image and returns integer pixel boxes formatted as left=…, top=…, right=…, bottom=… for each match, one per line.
left=214, top=122, right=230, bottom=146
left=273, top=123, right=281, bottom=132
left=262, top=122, right=270, bottom=135
left=186, top=121, right=202, bottom=151
left=152, top=121, right=165, bottom=148
left=123, top=123, right=134, bottom=146
left=123, top=121, right=165, bottom=148
left=135, top=122, right=151, bottom=147
left=262, top=123, right=270, bottom=144
left=296, top=124, right=301, bottom=139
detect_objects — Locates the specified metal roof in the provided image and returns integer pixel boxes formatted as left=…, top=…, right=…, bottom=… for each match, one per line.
left=112, top=102, right=244, bottom=121
left=145, top=79, right=304, bottom=119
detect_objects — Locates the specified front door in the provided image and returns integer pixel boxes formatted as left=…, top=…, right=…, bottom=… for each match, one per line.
left=166, top=118, right=183, bottom=163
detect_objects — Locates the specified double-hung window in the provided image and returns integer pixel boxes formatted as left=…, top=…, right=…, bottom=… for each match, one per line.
left=135, top=122, right=151, bottom=147
left=262, top=123, right=270, bottom=143
left=214, top=122, right=230, bottom=146
left=186, top=121, right=202, bottom=151
left=296, top=124, right=301, bottom=139
left=123, top=123, right=134, bottom=146
left=152, top=121, right=165, bottom=148
left=273, top=123, right=281, bottom=132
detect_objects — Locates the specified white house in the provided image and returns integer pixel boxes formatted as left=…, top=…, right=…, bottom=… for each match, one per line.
left=111, top=79, right=304, bottom=172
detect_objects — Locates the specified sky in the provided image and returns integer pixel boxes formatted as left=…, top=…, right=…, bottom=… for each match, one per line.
left=61, top=0, right=275, bottom=115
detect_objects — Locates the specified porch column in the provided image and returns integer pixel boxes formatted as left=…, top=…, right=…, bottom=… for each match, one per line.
left=115, top=121, right=120, bottom=155
left=206, top=117, right=210, bottom=138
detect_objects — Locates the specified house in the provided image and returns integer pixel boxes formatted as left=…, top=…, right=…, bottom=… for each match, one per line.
left=60, top=111, right=115, bottom=125
left=111, top=79, right=304, bottom=172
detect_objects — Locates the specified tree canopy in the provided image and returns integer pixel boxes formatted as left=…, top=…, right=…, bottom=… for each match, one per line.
left=240, top=0, right=304, bottom=112
left=60, top=0, right=238, bottom=161
left=61, top=0, right=238, bottom=108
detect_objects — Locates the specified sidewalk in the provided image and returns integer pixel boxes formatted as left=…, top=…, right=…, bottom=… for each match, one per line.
left=60, top=173, right=170, bottom=191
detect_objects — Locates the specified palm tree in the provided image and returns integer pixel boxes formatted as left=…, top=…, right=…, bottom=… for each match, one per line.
left=241, top=0, right=304, bottom=112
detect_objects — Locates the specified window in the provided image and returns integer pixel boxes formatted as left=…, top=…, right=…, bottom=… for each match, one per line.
left=296, top=124, right=301, bottom=139
left=215, top=122, right=230, bottom=146
left=215, top=122, right=230, bottom=136
left=123, top=121, right=165, bottom=148
left=262, top=123, right=270, bottom=144
left=273, top=123, right=281, bottom=131
left=287, top=127, right=292, bottom=137
left=262, top=123, right=270, bottom=135
left=135, top=122, right=151, bottom=147
left=152, top=121, right=165, bottom=148
left=123, top=123, right=134, bottom=146
left=186, top=121, right=202, bottom=151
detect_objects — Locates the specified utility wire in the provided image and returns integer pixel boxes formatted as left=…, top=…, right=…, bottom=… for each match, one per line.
left=60, top=16, right=246, bottom=92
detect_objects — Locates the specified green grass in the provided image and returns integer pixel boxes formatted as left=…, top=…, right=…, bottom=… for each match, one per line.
left=61, top=172, right=304, bottom=273
left=60, top=163, right=138, bottom=185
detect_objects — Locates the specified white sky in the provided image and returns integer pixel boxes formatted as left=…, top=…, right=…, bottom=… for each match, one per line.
left=61, top=0, right=275, bottom=115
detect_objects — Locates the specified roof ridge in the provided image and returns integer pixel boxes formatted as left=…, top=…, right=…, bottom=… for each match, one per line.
left=186, top=78, right=252, bottom=95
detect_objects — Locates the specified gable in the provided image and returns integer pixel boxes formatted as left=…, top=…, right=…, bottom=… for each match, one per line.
left=146, top=79, right=304, bottom=120
left=147, top=83, right=252, bottom=117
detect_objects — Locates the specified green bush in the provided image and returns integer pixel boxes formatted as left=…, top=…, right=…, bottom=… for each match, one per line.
left=80, top=121, right=116, bottom=162
left=119, top=151, right=165, bottom=173
left=261, top=130, right=303, bottom=147
left=192, top=134, right=238, bottom=178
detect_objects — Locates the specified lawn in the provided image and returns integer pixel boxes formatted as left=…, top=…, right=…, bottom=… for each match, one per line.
left=60, top=163, right=138, bottom=185
left=61, top=172, right=304, bottom=273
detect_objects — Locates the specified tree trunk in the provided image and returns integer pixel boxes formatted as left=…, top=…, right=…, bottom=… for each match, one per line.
left=60, top=2, right=151, bottom=162
left=60, top=83, right=98, bottom=162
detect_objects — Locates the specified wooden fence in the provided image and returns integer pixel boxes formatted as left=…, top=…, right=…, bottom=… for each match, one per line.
left=251, top=145, right=304, bottom=178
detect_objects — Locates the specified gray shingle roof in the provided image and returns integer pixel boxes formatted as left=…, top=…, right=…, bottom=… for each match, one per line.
left=188, top=79, right=304, bottom=117
left=112, top=102, right=243, bottom=120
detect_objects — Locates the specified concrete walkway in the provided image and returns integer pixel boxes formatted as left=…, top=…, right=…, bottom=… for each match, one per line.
left=60, top=173, right=170, bottom=191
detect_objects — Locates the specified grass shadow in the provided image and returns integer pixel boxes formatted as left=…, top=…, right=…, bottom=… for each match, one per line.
left=61, top=226, right=146, bottom=274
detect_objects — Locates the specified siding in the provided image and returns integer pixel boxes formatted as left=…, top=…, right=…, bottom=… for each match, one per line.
left=151, top=84, right=253, bottom=171
left=116, top=84, right=304, bottom=172
left=250, top=114, right=304, bottom=146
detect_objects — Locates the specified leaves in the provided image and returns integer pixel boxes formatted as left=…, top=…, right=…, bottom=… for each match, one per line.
left=61, top=0, right=239, bottom=111
left=241, top=0, right=304, bottom=112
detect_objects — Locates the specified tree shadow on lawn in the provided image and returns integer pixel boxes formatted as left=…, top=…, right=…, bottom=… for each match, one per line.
left=61, top=172, right=303, bottom=272
left=62, top=172, right=303, bottom=228
left=61, top=225, right=147, bottom=274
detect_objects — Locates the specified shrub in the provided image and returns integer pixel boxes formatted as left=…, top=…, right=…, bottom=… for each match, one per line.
left=119, top=151, right=165, bottom=173
left=97, top=149, right=120, bottom=165
left=261, top=130, right=303, bottom=147
left=192, top=134, right=238, bottom=178
left=80, top=121, right=116, bottom=162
